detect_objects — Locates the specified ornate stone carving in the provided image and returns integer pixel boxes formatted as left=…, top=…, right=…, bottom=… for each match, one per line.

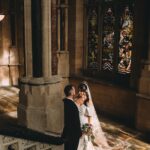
left=0, top=135, right=59, bottom=150
left=2, top=136, right=16, bottom=144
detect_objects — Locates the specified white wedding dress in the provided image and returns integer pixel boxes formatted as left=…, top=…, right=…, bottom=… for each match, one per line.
left=77, top=83, right=111, bottom=150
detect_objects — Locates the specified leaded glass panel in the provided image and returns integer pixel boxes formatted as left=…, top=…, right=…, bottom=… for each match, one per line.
left=118, top=5, right=134, bottom=74
left=86, top=0, right=134, bottom=83
left=87, top=7, right=99, bottom=69
left=102, top=7, right=115, bottom=71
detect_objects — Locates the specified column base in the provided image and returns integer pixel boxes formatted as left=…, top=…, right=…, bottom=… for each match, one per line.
left=18, top=104, right=46, bottom=132
left=18, top=76, right=66, bottom=134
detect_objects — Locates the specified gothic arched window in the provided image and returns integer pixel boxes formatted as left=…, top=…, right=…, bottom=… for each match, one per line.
left=85, top=0, right=135, bottom=86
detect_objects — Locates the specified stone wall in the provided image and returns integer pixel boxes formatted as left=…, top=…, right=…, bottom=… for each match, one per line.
left=135, top=0, right=150, bottom=132
left=70, top=77, right=137, bottom=124
left=18, top=76, right=64, bottom=134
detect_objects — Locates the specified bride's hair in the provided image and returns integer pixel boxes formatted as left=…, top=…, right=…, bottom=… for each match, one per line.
left=78, top=83, right=87, bottom=92
left=78, top=82, right=90, bottom=106
left=76, top=91, right=89, bottom=106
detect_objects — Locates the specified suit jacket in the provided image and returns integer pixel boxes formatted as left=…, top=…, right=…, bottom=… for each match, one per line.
left=62, top=98, right=82, bottom=140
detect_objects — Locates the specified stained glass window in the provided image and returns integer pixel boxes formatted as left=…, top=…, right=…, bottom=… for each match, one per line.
left=87, top=7, right=99, bottom=69
left=86, top=0, right=134, bottom=81
left=102, top=7, right=115, bottom=71
left=118, top=5, right=134, bottom=74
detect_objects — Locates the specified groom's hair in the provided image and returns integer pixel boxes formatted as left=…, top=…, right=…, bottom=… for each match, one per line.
left=64, top=84, right=74, bottom=96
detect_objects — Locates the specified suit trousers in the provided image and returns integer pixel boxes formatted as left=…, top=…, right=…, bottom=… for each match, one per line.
left=64, top=137, right=80, bottom=150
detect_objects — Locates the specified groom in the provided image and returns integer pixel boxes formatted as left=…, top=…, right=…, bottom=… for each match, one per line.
left=62, top=84, right=82, bottom=150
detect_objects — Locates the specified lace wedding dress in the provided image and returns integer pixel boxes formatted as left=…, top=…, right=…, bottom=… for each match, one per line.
left=77, top=83, right=111, bottom=150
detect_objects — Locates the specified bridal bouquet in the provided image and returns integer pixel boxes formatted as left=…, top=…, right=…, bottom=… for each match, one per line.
left=82, top=123, right=99, bottom=146
left=82, top=123, right=95, bottom=141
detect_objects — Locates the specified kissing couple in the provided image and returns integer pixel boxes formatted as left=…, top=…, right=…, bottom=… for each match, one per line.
left=61, top=81, right=111, bottom=150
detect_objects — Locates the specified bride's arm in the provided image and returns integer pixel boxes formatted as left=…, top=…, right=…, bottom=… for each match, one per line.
left=88, top=116, right=92, bottom=124
left=88, top=99, right=93, bottom=106
left=84, top=106, right=92, bottom=124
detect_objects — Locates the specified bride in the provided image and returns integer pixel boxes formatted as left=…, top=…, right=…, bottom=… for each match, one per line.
left=75, top=81, right=111, bottom=150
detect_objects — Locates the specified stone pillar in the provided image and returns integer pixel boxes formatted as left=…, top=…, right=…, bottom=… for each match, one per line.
left=18, top=0, right=64, bottom=135
left=18, top=0, right=45, bottom=132
left=136, top=0, right=150, bottom=132
left=18, top=76, right=63, bottom=133
left=68, top=0, right=84, bottom=76
left=24, top=0, right=33, bottom=77
left=42, top=0, right=52, bottom=78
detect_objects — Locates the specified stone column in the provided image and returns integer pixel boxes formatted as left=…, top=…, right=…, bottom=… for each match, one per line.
left=41, top=0, right=52, bottom=78
left=68, top=0, right=84, bottom=76
left=18, top=0, right=64, bottom=136
left=136, top=0, right=150, bottom=132
left=24, top=0, right=33, bottom=77
left=18, top=0, right=46, bottom=132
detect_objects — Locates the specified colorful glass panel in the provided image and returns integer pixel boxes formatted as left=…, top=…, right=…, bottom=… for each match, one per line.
left=118, top=5, right=134, bottom=74
left=87, top=7, right=99, bottom=69
left=102, top=7, right=115, bottom=71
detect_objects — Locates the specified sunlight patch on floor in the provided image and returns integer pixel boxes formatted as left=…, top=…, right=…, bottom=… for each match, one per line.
left=0, top=87, right=19, bottom=114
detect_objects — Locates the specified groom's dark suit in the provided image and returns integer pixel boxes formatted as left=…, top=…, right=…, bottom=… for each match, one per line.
left=62, top=98, right=82, bottom=150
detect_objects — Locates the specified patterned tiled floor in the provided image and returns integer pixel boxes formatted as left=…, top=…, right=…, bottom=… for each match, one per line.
left=0, top=87, right=149, bottom=150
